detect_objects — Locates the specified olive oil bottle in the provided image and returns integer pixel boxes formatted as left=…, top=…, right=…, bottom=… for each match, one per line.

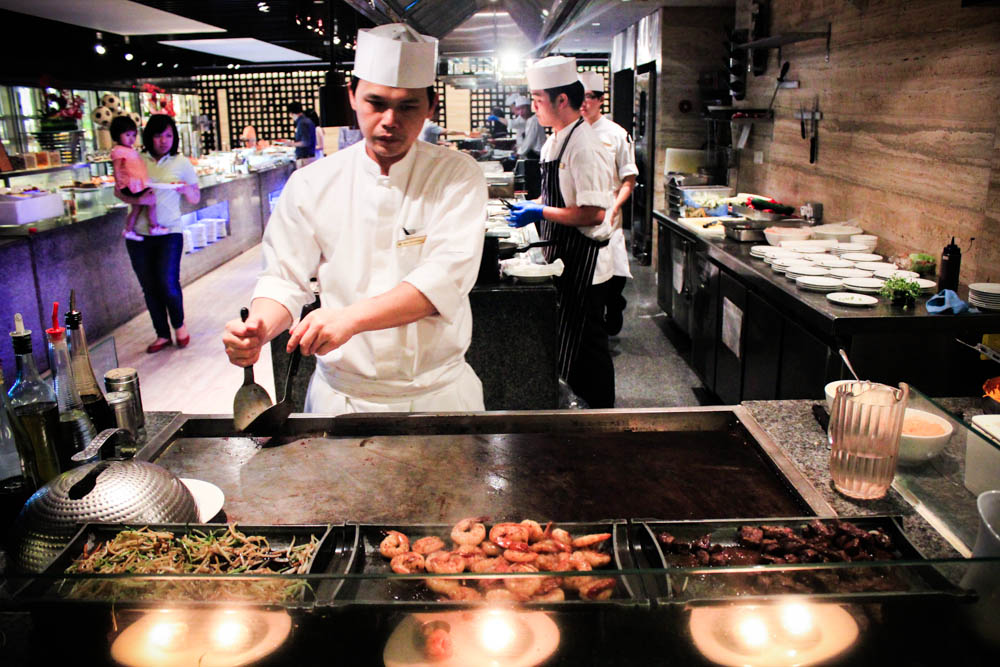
left=7, top=314, right=61, bottom=483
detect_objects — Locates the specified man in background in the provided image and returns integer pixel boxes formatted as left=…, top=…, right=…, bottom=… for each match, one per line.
left=287, top=102, right=317, bottom=168
left=579, top=71, right=637, bottom=336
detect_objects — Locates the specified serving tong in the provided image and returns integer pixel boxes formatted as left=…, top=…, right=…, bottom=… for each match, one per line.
left=955, top=338, right=1000, bottom=365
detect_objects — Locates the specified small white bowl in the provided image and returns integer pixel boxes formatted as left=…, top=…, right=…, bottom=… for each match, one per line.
left=898, top=409, right=954, bottom=465
left=824, top=380, right=856, bottom=410
left=851, top=234, right=878, bottom=251
left=813, top=224, right=864, bottom=243
left=764, top=226, right=813, bottom=246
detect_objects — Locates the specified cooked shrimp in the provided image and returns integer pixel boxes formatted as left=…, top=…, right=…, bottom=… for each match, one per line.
left=536, top=552, right=572, bottom=572
left=503, top=543, right=538, bottom=563
left=470, top=557, right=510, bottom=574
left=578, top=577, right=616, bottom=600
left=572, top=533, right=612, bottom=548
left=423, top=627, right=452, bottom=661
left=425, top=551, right=466, bottom=574
left=451, top=518, right=487, bottom=546
left=446, top=586, right=483, bottom=601
left=481, top=541, right=502, bottom=557
left=537, top=576, right=562, bottom=594
left=453, top=544, right=486, bottom=568
left=504, top=563, right=542, bottom=598
left=520, top=519, right=545, bottom=542
left=531, top=539, right=571, bottom=554
left=563, top=556, right=593, bottom=591
left=412, top=536, right=446, bottom=555
left=390, top=552, right=425, bottom=574
left=575, top=549, right=612, bottom=567
left=550, top=528, right=573, bottom=546
left=424, top=576, right=460, bottom=595
left=533, top=588, right=565, bottom=602
left=484, top=588, right=519, bottom=602
left=380, top=530, right=410, bottom=558
left=489, top=523, right=531, bottom=548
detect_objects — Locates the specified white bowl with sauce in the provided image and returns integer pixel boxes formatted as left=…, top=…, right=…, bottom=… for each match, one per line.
left=898, top=408, right=953, bottom=465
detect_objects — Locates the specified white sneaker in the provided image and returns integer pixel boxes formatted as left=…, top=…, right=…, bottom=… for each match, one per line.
left=123, top=230, right=143, bottom=242
left=148, top=225, right=171, bottom=236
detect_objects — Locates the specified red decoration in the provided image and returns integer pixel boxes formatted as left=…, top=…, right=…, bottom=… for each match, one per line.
left=141, top=83, right=176, bottom=117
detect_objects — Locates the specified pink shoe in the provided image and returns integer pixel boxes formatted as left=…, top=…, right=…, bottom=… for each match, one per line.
left=149, top=225, right=171, bottom=236
left=123, top=230, right=143, bottom=242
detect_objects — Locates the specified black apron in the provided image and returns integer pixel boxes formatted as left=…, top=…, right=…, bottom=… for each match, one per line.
left=538, top=118, right=607, bottom=381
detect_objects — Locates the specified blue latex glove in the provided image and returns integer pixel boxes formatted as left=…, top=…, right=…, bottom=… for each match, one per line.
left=507, top=202, right=546, bottom=228
left=486, top=114, right=500, bottom=122
left=926, top=289, right=970, bottom=315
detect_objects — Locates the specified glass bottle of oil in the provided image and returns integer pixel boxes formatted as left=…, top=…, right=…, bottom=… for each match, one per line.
left=7, top=314, right=61, bottom=482
left=65, top=290, right=112, bottom=431
left=44, top=302, right=97, bottom=468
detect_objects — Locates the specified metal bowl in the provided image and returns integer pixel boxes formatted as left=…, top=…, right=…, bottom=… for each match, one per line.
left=12, top=460, right=198, bottom=573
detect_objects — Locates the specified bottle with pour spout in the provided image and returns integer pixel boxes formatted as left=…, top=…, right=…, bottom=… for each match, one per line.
left=0, top=362, right=41, bottom=490
left=45, top=302, right=97, bottom=468
left=65, top=290, right=113, bottom=431
left=7, top=313, right=62, bottom=482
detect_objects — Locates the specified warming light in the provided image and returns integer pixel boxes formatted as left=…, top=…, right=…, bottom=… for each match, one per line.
left=499, top=51, right=523, bottom=74
left=779, top=602, right=814, bottom=637
left=479, top=610, right=517, bottom=654
left=147, top=621, right=188, bottom=649
left=736, top=612, right=769, bottom=649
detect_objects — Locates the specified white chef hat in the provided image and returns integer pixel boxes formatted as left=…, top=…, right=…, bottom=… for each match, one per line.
left=505, top=93, right=519, bottom=106
left=526, top=56, right=578, bottom=90
left=354, top=23, right=439, bottom=88
left=513, top=95, right=531, bottom=107
left=579, top=70, right=604, bottom=94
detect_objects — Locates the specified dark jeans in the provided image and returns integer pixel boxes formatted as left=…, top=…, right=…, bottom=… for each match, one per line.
left=126, top=233, right=184, bottom=340
left=567, top=281, right=615, bottom=408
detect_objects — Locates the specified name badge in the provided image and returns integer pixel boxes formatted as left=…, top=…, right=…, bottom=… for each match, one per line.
left=397, top=235, right=427, bottom=248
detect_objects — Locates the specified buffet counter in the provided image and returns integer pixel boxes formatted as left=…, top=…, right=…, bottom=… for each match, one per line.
left=3, top=399, right=998, bottom=664
left=653, top=210, right=1000, bottom=401
left=0, top=163, right=294, bottom=381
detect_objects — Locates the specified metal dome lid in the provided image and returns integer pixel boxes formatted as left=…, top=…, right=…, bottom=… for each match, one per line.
left=13, top=460, right=198, bottom=573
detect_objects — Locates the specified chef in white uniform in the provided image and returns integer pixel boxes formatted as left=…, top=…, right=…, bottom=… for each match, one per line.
left=222, top=23, right=487, bottom=415
left=579, top=70, right=638, bottom=336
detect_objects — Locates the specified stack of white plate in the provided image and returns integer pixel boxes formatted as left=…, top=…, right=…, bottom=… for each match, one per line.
left=182, top=228, right=194, bottom=253
left=855, top=261, right=898, bottom=272
left=215, top=218, right=228, bottom=239
left=914, top=278, right=937, bottom=294
left=796, top=276, right=844, bottom=292
left=801, top=252, right=832, bottom=262
left=785, top=265, right=830, bottom=280
left=850, top=234, right=879, bottom=252
left=772, top=259, right=814, bottom=274
left=842, top=277, right=885, bottom=293
left=830, top=242, right=869, bottom=255
left=829, top=267, right=874, bottom=279
left=779, top=239, right=837, bottom=251
left=813, top=256, right=856, bottom=269
left=840, top=252, right=883, bottom=263
left=188, top=222, right=208, bottom=248
left=970, top=283, right=1000, bottom=311
left=749, top=245, right=773, bottom=259
left=873, top=269, right=920, bottom=281
left=766, top=252, right=808, bottom=266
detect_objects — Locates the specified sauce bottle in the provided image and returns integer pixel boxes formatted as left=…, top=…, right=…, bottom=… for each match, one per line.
left=937, top=237, right=961, bottom=293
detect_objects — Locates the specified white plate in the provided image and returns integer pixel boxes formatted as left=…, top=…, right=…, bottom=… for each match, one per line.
left=843, top=277, right=885, bottom=290
left=180, top=478, right=225, bottom=522
left=873, top=269, right=920, bottom=280
left=840, top=252, right=883, bottom=262
left=970, top=283, right=1000, bottom=295
left=812, top=257, right=855, bottom=268
left=150, top=182, right=185, bottom=190
left=855, top=261, right=898, bottom=271
left=785, top=265, right=829, bottom=277
left=797, top=276, right=844, bottom=289
left=827, top=292, right=878, bottom=307
left=829, top=268, right=874, bottom=279
left=915, top=278, right=937, bottom=292
left=833, top=242, right=869, bottom=253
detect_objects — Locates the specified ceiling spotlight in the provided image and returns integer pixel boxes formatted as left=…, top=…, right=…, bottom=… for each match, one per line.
left=227, top=63, right=234, bottom=69
left=124, top=52, right=133, bottom=61
left=94, top=32, right=106, bottom=55
left=173, top=63, right=179, bottom=68
left=541, top=9, right=549, bottom=17
left=235, top=64, right=241, bottom=69
left=141, top=61, right=147, bottom=66
left=257, top=2, right=270, bottom=12
left=332, top=35, right=341, bottom=45
left=156, top=62, right=163, bottom=67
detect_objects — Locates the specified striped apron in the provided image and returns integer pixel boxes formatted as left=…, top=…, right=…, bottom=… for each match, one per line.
left=538, top=118, right=608, bottom=381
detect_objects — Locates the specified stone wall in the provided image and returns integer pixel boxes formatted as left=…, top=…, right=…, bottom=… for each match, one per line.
left=735, top=0, right=1000, bottom=283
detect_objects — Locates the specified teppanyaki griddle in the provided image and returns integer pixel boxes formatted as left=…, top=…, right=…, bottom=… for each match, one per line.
left=139, top=407, right=834, bottom=526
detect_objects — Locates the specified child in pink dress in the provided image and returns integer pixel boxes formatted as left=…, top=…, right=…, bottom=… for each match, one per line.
left=110, top=116, right=167, bottom=240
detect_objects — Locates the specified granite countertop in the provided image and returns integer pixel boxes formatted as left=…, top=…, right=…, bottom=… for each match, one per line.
left=742, top=397, right=987, bottom=559
left=653, top=210, right=1000, bottom=335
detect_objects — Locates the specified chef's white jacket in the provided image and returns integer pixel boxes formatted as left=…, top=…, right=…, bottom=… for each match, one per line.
left=591, top=116, right=639, bottom=280
left=517, top=115, right=547, bottom=157
left=539, top=119, right=615, bottom=284
left=253, top=140, right=487, bottom=414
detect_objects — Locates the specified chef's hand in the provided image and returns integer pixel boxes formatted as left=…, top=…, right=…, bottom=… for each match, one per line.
left=506, top=202, right=546, bottom=228
left=486, top=114, right=500, bottom=122
left=223, top=314, right=266, bottom=367
left=287, top=307, right=356, bottom=357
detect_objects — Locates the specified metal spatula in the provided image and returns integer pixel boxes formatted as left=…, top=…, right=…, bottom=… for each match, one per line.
left=243, top=295, right=322, bottom=436
left=233, top=307, right=273, bottom=431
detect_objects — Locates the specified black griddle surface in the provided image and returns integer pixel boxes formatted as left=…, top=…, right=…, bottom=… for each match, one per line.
left=153, top=429, right=812, bottom=525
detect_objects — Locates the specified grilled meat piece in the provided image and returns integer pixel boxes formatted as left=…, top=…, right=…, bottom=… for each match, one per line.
left=738, top=525, right=764, bottom=548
